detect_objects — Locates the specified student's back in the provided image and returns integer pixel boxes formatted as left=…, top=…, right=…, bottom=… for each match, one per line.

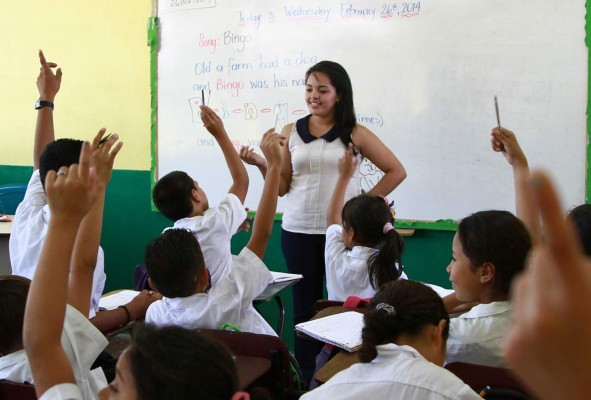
left=302, top=280, right=481, bottom=400
left=152, top=106, right=249, bottom=285
left=325, top=146, right=405, bottom=301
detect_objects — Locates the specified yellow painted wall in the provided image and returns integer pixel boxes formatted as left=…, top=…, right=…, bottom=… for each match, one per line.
left=1, top=1, right=151, bottom=170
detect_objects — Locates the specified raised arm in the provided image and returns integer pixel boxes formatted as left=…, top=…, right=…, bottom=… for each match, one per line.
left=200, top=105, right=249, bottom=203
left=23, top=142, right=98, bottom=397
left=491, top=127, right=540, bottom=244
left=68, top=129, right=122, bottom=315
left=353, top=125, right=406, bottom=196
left=240, top=145, right=268, bottom=179
left=246, top=130, right=286, bottom=259
left=34, top=50, right=62, bottom=169
left=327, top=144, right=359, bottom=226
left=504, top=171, right=591, bottom=400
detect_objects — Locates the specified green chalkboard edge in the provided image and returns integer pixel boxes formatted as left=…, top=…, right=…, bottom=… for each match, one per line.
left=586, top=0, right=591, bottom=203
left=244, top=212, right=458, bottom=231
left=148, top=16, right=159, bottom=212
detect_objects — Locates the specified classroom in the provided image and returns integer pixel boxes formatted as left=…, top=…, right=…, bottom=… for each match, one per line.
left=1, top=1, right=589, bottom=399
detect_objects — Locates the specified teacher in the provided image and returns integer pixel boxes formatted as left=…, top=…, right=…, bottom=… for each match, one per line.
left=243, top=61, right=406, bottom=384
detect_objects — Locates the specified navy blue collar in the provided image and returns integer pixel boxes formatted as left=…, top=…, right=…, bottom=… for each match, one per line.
left=296, top=115, right=340, bottom=144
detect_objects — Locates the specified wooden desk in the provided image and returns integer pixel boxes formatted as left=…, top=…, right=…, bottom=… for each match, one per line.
left=235, top=355, right=272, bottom=389
left=254, top=277, right=300, bottom=338
left=0, top=216, right=14, bottom=275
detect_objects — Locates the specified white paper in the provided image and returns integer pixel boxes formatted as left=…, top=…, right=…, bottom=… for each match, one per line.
left=295, top=311, right=364, bottom=352
left=99, top=290, right=140, bottom=310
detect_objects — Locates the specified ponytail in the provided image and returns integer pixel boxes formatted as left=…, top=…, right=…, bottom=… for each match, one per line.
left=342, top=195, right=405, bottom=291
left=367, top=228, right=404, bottom=290
left=359, top=280, right=449, bottom=363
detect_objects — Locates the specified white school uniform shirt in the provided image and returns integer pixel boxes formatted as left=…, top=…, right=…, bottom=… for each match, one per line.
left=282, top=117, right=361, bottom=234
left=301, top=343, right=481, bottom=400
left=9, top=170, right=106, bottom=318
left=146, top=247, right=276, bottom=336
left=171, top=193, right=246, bottom=285
left=446, top=301, right=511, bottom=367
left=0, top=305, right=108, bottom=400
left=39, top=384, right=83, bottom=400
left=324, top=224, right=407, bottom=301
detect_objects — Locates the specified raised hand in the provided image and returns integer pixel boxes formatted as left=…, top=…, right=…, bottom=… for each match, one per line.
left=490, top=127, right=527, bottom=168
left=503, top=171, right=591, bottom=400
left=90, top=129, right=123, bottom=190
left=239, top=145, right=267, bottom=168
left=338, top=143, right=360, bottom=179
left=200, top=105, right=227, bottom=137
left=37, top=50, right=62, bottom=101
left=259, top=129, right=285, bottom=168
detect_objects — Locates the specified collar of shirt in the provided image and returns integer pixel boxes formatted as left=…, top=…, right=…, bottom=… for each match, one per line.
left=296, top=115, right=340, bottom=144
left=348, top=245, right=377, bottom=260
left=460, top=301, right=511, bottom=319
left=163, top=292, right=207, bottom=310
left=374, top=343, right=427, bottom=363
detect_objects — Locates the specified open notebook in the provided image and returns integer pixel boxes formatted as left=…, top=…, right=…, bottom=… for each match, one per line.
left=295, top=311, right=364, bottom=352
left=99, top=290, right=140, bottom=310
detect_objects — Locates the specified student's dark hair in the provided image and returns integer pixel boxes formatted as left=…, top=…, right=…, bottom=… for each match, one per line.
left=144, top=228, right=205, bottom=298
left=342, top=194, right=404, bottom=290
left=457, top=210, right=531, bottom=297
left=127, top=324, right=239, bottom=400
left=39, top=139, right=83, bottom=190
left=152, top=171, right=196, bottom=221
left=567, top=204, right=591, bottom=256
left=306, top=61, right=356, bottom=147
left=359, top=280, right=449, bottom=363
left=0, top=276, right=31, bottom=355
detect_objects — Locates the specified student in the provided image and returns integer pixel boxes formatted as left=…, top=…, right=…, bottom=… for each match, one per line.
left=301, top=280, right=481, bottom=399
left=324, top=144, right=405, bottom=300
left=503, top=171, right=591, bottom=400
left=21, top=143, right=247, bottom=400
left=444, top=210, right=531, bottom=367
left=0, top=274, right=108, bottom=398
left=144, top=131, right=285, bottom=336
left=9, top=51, right=155, bottom=331
left=152, top=105, right=249, bottom=286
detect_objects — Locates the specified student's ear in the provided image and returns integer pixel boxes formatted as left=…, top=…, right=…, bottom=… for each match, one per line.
left=346, top=227, right=356, bottom=242
left=191, top=188, right=201, bottom=202
left=195, top=267, right=210, bottom=291
left=480, top=262, right=495, bottom=284
left=431, top=319, right=448, bottom=366
left=147, top=277, right=158, bottom=292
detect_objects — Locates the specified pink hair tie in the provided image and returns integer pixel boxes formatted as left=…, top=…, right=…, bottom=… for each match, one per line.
left=383, top=222, right=394, bottom=234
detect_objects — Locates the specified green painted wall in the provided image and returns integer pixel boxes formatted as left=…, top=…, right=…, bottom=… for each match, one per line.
left=1, top=164, right=454, bottom=349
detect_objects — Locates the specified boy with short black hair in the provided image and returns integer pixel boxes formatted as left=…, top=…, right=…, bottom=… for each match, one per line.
left=145, top=130, right=285, bottom=335
left=152, top=105, right=250, bottom=286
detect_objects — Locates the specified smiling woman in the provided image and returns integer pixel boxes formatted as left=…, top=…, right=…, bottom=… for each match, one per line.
left=240, top=60, right=407, bottom=385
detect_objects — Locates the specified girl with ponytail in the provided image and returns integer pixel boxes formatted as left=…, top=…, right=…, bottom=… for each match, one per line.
left=301, top=280, right=480, bottom=399
left=324, top=145, right=405, bottom=301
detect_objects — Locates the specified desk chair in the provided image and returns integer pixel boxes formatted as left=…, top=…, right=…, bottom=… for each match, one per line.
left=444, top=362, right=535, bottom=400
left=0, top=184, right=27, bottom=214
left=0, top=380, right=36, bottom=400
left=195, top=328, right=304, bottom=399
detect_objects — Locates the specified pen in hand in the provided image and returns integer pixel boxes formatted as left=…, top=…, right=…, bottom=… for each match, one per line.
left=494, top=96, right=501, bottom=130
left=99, top=133, right=112, bottom=146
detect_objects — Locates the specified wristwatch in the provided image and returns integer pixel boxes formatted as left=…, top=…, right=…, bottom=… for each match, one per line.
left=34, top=100, right=54, bottom=110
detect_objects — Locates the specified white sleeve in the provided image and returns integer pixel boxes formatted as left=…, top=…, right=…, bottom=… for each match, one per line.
left=231, top=247, right=273, bottom=308
left=38, top=383, right=83, bottom=400
left=216, top=193, right=247, bottom=235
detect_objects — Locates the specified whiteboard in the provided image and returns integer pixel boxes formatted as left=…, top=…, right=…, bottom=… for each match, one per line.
left=156, top=0, right=587, bottom=221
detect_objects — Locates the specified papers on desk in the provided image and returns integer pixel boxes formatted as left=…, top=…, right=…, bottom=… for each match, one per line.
left=269, top=271, right=303, bottom=283
left=424, top=283, right=454, bottom=298
left=99, top=290, right=140, bottom=310
left=295, top=311, right=364, bottom=352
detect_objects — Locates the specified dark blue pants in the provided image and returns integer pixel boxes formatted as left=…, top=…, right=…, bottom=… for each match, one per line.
left=281, top=229, right=326, bottom=387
